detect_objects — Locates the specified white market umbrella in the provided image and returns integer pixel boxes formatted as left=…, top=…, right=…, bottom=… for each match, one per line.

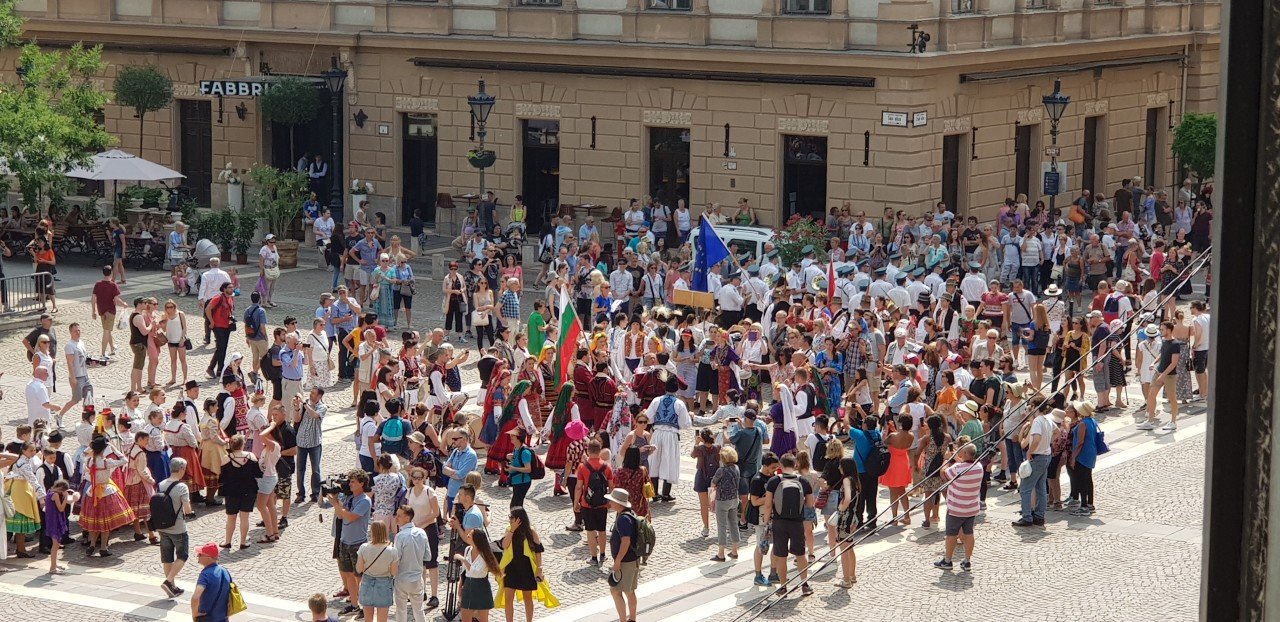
left=65, top=149, right=185, bottom=182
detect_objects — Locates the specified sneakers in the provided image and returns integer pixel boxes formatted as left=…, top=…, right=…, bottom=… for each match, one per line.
left=754, top=573, right=770, bottom=587
left=701, top=526, right=710, bottom=538
left=768, top=570, right=779, bottom=584
left=589, top=555, right=599, bottom=566
left=800, top=583, right=814, bottom=597
left=425, top=596, right=440, bottom=609
left=1136, top=421, right=1157, bottom=431
left=1011, top=519, right=1035, bottom=528
left=1162, top=421, right=1178, bottom=431
left=161, top=581, right=177, bottom=598
left=933, top=558, right=954, bottom=570
left=775, top=586, right=788, bottom=597
left=960, top=560, right=972, bottom=572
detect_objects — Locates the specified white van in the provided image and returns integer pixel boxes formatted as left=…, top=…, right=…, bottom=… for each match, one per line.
left=688, top=224, right=775, bottom=264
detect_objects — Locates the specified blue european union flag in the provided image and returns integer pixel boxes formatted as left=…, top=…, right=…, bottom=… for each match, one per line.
left=692, top=217, right=730, bottom=292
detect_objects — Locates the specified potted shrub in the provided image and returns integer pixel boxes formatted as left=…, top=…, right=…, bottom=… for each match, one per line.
left=466, top=149, right=496, bottom=169
left=248, top=165, right=309, bottom=268
left=232, top=208, right=257, bottom=264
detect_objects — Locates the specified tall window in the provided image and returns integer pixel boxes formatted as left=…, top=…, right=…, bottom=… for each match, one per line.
left=649, top=0, right=691, bottom=9
left=784, top=0, right=831, bottom=14
left=1082, top=116, right=1100, bottom=195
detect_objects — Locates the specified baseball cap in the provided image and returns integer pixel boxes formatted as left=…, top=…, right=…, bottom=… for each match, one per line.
left=197, top=542, right=220, bottom=560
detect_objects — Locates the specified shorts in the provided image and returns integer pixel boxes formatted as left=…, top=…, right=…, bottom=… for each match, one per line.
left=945, top=514, right=976, bottom=536
left=74, top=376, right=92, bottom=401
left=344, top=264, right=361, bottom=283
left=338, top=542, right=362, bottom=573
left=248, top=339, right=269, bottom=368
left=131, top=343, right=146, bottom=370
left=224, top=492, right=256, bottom=515
left=100, top=313, right=115, bottom=332
left=581, top=506, right=608, bottom=532
left=802, top=506, right=817, bottom=522
left=1010, top=322, right=1031, bottom=346
left=770, top=519, right=806, bottom=557
left=1193, top=350, right=1208, bottom=374
left=693, top=470, right=712, bottom=494
left=738, top=473, right=754, bottom=496
left=755, top=523, right=770, bottom=555
left=355, top=270, right=372, bottom=286
left=256, top=476, right=278, bottom=495
left=610, top=559, right=640, bottom=593
left=274, top=474, right=292, bottom=498
left=160, top=531, right=189, bottom=563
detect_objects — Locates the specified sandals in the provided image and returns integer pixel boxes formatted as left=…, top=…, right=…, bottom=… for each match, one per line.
left=220, top=543, right=232, bottom=549
left=256, top=535, right=279, bottom=544
left=240, top=543, right=252, bottom=550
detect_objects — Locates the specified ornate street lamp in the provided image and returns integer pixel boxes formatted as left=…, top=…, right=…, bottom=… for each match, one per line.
left=467, top=79, right=497, bottom=199
left=1042, top=78, right=1070, bottom=218
left=323, top=57, right=349, bottom=222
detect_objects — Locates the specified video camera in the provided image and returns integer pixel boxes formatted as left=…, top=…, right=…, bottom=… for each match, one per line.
left=320, top=472, right=353, bottom=497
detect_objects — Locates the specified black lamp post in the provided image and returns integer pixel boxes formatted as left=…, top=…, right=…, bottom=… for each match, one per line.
left=467, top=79, right=496, bottom=198
left=1042, top=78, right=1070, bottom=219
left=323, top=57, right=349, bottom=222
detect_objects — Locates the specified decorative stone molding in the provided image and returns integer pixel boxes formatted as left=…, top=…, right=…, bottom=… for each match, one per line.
left=777, top=117, right=829, bottom=133
left=173, top=84, right=204, bottom=98
left=1083, top=100, right=1110, bottom=115
left=642, top=110, right=692, bottom=125
left=1016, top=108, right=1045, bottom=124
left=942, top=116, right=972, bottom=133
left=1145, top=92, right=1170, bottom=107
left=515, top=103, right=562, bottom=118
left=394, top=96, right=440, bottom=112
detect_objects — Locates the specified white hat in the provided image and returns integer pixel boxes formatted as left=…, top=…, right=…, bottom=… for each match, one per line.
left=229, top=352, right=243, bottom=362
left=263, top=233, right=276, bottom=241
left=1142, top=324, right=1161, bottom=338
left=894, top=328, right=908, bottom=338
left=606, top=488, right=632, bottom=508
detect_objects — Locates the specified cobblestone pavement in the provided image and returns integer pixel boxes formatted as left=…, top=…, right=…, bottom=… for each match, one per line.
left=0, top=249, right=1209, bottom=622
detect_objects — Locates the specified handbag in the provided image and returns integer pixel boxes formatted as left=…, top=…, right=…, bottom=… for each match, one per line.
left=264, top=266, right=281, bottom=280
left=184, top=338, right=193, bottom=351
left=1, top=482, right=15, bottom=519
left=227, top=581, right=247, bottom=617
left=814, top=488, right=830, bottom=510
left=369, top=287, right=380, bottom=302
left=472, top=311, right=490, bottom=326
left=642, top=481, right=656, bottom=500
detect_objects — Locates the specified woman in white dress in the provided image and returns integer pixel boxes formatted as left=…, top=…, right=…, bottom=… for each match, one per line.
left=162, top=300, right=188, bottom=386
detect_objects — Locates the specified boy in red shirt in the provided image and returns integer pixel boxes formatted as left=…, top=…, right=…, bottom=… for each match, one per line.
left=574, top=438, right=614, bottom=566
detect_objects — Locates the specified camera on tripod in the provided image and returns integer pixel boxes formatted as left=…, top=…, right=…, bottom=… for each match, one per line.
left=320, top=472, right=352, bottom=497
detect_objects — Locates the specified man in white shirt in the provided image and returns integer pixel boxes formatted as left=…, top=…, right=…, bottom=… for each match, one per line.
left=624, top=199, right=646, bottom=238
left=905, top=269, right=931, bottom=307
left=1003, top=279, right=1037, bottom=368
left=1013, top=406, right=1059, bottom=528
left=59, top=322, right=92, bottom=425
left=716, top=275, right=746, bottom=328
left=672, top=265, right=690, bottom=292
left=26, top=367, right=54, bottom=426
left=744, top=266, right=769, bottom=321
left=886, top=273, right=912, bottom=311
left=610, top=263, right=635, bottom=315
left=759, top=250, right=781, bottom=285
left=960, top=262, right=987, bottom=304
left=707, top=263, right=724, bottom=294
left=834, top=265, right=858, bottom=308
left=785, top=263, right=805, bottom=303
left=650, top=200, right=670, bottom=240
left=866, top=268, right=893, bottom=304
left=1190, top=300, right=1211, bottom=399
left=197, top=258, right=231, bottom=346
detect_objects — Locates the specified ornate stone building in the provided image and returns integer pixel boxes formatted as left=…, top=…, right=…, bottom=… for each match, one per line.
left=17, top=0, right=1219, bottom=228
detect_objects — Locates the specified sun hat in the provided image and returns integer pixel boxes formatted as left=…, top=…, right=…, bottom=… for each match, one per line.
left=564, top=420, right=589, bottom=441
left=606, top=488, right=632, bottom=508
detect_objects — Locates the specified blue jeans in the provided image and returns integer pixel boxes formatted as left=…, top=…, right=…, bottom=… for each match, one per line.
left=1004, top=438, right=1025, bottom=476
left=1113, top=245, right=1128, bottom=279
left=359, top=454, right=376, bottom=476
left=296, top=445, right=323, bottom=499
left=1019, top=454, right=1052, bottom=522
left=1018, top=265, right=1040, bottom=294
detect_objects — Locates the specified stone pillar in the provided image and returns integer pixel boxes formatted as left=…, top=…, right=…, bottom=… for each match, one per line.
left=1201, top=0, right=1270, bottom=618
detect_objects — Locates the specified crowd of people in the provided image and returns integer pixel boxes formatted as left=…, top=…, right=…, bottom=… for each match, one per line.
left=0, top=176, right=1214, bottom=622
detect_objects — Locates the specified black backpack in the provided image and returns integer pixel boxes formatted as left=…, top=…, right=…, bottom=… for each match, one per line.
left=585, top=463, right=609, bottom=507
left=147, top=482, right=181, bottom=531
left=260, top=348, right=281, bottom=382
left=772, top=474, right=805, bottom=521
left=812, top=434, right=831, bottom=472
left=527, top=448, right=546, bottom=481
left=864, top=430, right=892, bottom=478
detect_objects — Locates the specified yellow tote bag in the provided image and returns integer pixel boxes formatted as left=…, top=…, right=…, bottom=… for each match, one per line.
left=227, top=582, right=247, bottom=617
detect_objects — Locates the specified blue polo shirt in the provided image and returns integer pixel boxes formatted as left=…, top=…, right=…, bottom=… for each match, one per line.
left=332, top=300, right=357, bottom=332
left=196, top=563, right=232, bottom=622
left=352, top=239, right=382, bottom=274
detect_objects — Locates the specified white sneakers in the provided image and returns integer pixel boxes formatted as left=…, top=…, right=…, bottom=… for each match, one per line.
left=1162, top=422, right=1178, bottom=431
left=1135, top=421, right=1157, bottom=430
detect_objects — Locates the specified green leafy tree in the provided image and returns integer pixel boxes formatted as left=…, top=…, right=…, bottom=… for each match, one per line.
left=113, top=64, right=174, bottom=153
left=259, top=77, right=320, bottom=165
left=247, top=164, right=309, bottom=241
left=0, top=41, right=112, bottom=210
left=1171, top=112, right=1217, bottom=184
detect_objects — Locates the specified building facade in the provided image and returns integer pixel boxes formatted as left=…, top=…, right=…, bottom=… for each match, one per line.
left=15, top=0, right=1220, bottom=229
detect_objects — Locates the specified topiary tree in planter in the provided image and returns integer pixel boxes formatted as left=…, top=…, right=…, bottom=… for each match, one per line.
left=247, top=164, right=309, bottom=267
left=113, top=65, right=174, bottom=154
left=1171, top=112, right=1217, bottom=186
left=259, top=77, right=320, bottom=165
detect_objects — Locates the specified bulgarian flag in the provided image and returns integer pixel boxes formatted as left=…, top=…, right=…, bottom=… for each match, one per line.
left=554, top=286, right=582, bottom=385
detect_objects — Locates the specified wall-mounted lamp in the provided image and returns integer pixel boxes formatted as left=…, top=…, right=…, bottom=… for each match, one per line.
left=907, top=24, right=931, bottom=53
left=590, top=116, right=597, bottom=149
left=863, top=130, right=871, bottom=166
left=971, top=126, right=978, bottom=160
left=353, top=109, right=368, bottom=128
left=234, top=102, right=247, bottom=121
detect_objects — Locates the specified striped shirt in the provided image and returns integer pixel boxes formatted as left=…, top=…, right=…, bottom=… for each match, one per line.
left=943, top=461, right=984, bottom=518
